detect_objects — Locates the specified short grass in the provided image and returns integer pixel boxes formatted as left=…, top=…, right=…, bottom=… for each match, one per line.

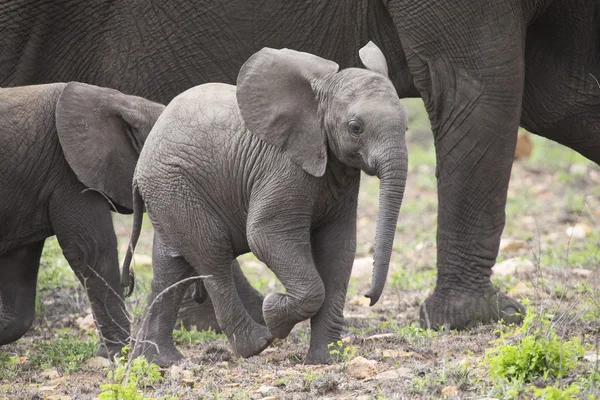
left=0, top=99, right=598, bottom=399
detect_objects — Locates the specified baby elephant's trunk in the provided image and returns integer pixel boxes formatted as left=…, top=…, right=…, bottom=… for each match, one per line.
left=365, top=144, right=408, bottom=306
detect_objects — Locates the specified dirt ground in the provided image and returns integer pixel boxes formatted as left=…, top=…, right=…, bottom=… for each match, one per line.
left=0, top=99, right=598, bottom=399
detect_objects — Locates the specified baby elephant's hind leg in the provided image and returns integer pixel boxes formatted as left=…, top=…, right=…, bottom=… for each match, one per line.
left=134, top=232, right=195, bottom=367
left=186, top=248, right=272, bottom=358
left=0, top=240, right=44, bottom=345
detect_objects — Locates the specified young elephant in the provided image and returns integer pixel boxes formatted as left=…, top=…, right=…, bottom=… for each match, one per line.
left=124, top=42, right=408, bottom=366
left=0, top=82, right=164, bottom=356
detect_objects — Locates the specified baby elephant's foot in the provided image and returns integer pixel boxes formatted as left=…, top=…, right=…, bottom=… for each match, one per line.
left=263, top=292, right=323, bottom=339
left=229, top=323, right=272, bottom=358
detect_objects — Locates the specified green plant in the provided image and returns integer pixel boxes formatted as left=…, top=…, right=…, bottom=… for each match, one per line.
left=533, top=383, right=580, bottom=400
left=99, top=347, right=163, bottom=400
left=30, top=330, right=98, bottom=373
left=327, top=340, right=356, bottom=363
left=485, top=306, right=584, bottom=383
left=172, top=324, right=225, bottom=345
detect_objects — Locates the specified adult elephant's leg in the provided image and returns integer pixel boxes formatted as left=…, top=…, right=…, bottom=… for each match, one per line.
left=0, top=240, right=44, bottom=344
left=305, top=215, right=356, bottom=364
left=50, top=191, right=130, bottom=357
left=389, top=0, right=527, bottom=329
left=176, top=260, right=265, bottom=333
left=134, top=232, right=196, bottom=367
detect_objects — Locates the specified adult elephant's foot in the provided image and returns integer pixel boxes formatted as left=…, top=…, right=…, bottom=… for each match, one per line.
left=419, top=287, right=525, bottom=330
left=304, top=338, right=341, bottom=365
left=228, top=322, right=272, bottom=358
left=96, top=342, right=127, bottom=359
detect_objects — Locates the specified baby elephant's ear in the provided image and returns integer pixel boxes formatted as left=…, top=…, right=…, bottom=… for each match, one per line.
left=359, top=41, right=389, bottom=77
left=236, top=47, right=339, bottom=177
left=55, top=82, right=165, bottom=212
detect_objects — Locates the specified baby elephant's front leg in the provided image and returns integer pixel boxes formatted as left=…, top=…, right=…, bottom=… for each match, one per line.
left=249, top=226, right=325, bottom=339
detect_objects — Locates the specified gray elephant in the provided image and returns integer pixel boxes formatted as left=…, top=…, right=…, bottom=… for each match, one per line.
left=3, top=0, right=599, bottom=332
left=0, top=82, right=164, bottom=356
left=122, top=43, right=408, bottom=366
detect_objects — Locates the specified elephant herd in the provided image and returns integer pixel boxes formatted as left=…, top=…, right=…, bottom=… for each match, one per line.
left=1, top=0, right=599, bottom=366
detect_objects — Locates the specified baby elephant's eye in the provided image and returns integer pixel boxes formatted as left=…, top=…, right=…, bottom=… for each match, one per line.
left=348, top=119, right=363, bottom=136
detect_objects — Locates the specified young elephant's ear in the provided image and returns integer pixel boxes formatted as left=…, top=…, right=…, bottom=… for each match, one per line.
left=55, top=82, right=165, bottom=213
left=359, top=41, right=389, bottom=78
left=236, top=47, right=339, bottom=177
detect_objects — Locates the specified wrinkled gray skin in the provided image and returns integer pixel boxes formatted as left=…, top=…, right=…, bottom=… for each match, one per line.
left=3, top=0, right=599, bottom=332
left=123, top=44, right=408, bottom=366
left=0, top=82, right=164, bottom=357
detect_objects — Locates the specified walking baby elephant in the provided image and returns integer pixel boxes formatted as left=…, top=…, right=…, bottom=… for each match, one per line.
left=124, top=42, right=408, bottom=366
left=0, top=82, right=164, bottom=357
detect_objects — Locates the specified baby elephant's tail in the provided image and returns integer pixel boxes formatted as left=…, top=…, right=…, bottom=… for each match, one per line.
left=121, top=183, right=144, bottom=298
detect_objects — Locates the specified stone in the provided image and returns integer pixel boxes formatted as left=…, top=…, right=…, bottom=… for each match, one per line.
left=169, top=365, right=193, bottom=380
left=441, top=385, right=459, bottom=399
left=375, top=367, right=412, bottom=381
left=569, top=164, right=588, bottom=175
left=565, top=224, right=592, bottom=240
left=77, top=313, right=96, bottom=332
left=365, top=333, right=394, bottom=342
left=583, top=352, right=599, bottom=363
left=508, top=281, right=535, bottom=298
left=85, top=356, right=111, bottom=370
left=256, top=386, right=278, bottom=396
left=572, top=268, right=592, bottom=277
left=351, top=257, right=374, bottom=278
left=347, top=356, right=379, bottom=379
left=499, top=238, right=527, bottom=252
left=258, top=397, right=278, bottom=400
left=41, top=369, right=60, bottom=380
left=47, top=396, right=71, bottom=400
left=349, top=296, right=371, bottom=306
left=492, top=258, right=536, bottom=276
left=380, top=349, right=423, bottom=359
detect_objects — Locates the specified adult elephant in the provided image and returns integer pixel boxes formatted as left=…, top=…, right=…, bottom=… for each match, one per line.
left=3, top=0, right=598, bottom=331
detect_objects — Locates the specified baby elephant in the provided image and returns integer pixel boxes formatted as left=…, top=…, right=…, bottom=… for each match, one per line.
left=124, top=41, right=408, bottom=366
left=0, top=82, right=164, bottom=357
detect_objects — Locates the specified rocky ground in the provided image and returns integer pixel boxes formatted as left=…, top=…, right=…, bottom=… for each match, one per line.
left=0, top=99, right=598, bottom=399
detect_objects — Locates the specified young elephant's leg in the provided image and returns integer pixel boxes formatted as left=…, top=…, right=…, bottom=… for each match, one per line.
left=134, top=232, right=196, bottom=367
left=306, top=215, right=357, bottom=364
left=184, top=249, right=272, bottom=358
left=177, top=259, right=265, bottom=332
left=247, top=208, right=325, bottom=340
left=50, top=190, right=130, bottom=358
left=0, top=240, right=44, bottom=345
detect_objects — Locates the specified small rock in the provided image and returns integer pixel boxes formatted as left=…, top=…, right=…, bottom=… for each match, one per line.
left=169, top=365, right=193, bottom=380
left=508, top=281, right=535, bottom=298
left=583, top=352, right=599, bottom=363
left=499, top=239, right=527, bottom=252
left=349, top=296, right=371, bottom=306
left=441, top=385, right=459, bottom=399
left=365, top=333, right=394, bottom=342
left=492, top=258, right=536, bottom=276
left=351, top=257, right=374, bottom=278
left=375, top=367, right=412, bottom=381
left=347, top=356, right=379, bottom=379
left=572, top=268, right=592, bottom=277
left=569, top=164, right=588, bottom=175
left=256, top=386, right=278, bottom=396
left=41, top=369, right=60, bottom=380
left=381, top=349, right=423, bottom=359
left=77, top=314, right=96, bottom=332
left=258, top=397, right=278, bottom=400
left=85, top=356, right=111, bottom=370
left=42, top=299, right=55, bottom=306
left=565, top=223, right=592, bottom=240
left=47, top=396, right=71, bottom=400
